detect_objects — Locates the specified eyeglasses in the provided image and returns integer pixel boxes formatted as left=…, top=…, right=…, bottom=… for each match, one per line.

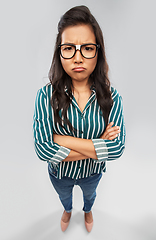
left=58, top=43, right=100, bottom=59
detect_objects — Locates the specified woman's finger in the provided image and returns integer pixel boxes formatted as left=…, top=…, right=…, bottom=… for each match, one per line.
left=106, top=122, right=114, bottom=129
left=108, top=134, right=119, bottom=140
left=105, top=126, right=120, bottom=135
left=104, top=129, right=121, bottom=139
left=100, top=124, right=120, bottom=139
left=105, top=131, right=120, bottom=140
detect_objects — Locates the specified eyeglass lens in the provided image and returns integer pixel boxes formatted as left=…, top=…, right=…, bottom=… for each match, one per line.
left=60, top=44, right=97, bottom=59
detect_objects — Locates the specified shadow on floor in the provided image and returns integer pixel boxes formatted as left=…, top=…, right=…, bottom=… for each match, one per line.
left=7, top=209, right=156, bottom=240
left=8, top=209, right=88, bottom=240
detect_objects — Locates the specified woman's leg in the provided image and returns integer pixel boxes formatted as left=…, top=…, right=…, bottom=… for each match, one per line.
left=48, top=168, right=74, bottom=213
left=78, top=173, right=102, bottom=213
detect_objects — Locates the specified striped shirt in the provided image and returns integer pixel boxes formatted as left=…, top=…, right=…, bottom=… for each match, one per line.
left=33, top=83, right=126, bottom=179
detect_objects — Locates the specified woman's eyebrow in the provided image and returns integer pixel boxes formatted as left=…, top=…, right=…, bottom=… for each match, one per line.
left=61, top=42, right=75, bottom=45
left=61, top=42, right=96, bottom=45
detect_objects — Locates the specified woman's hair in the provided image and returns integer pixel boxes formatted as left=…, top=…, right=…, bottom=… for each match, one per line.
left=49, top=5, right=113, bottom=132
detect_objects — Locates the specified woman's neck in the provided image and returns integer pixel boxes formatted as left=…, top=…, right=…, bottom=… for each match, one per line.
left=71, top=79, right=92, bottom=112
left=71, top=79, right=91, bottom=93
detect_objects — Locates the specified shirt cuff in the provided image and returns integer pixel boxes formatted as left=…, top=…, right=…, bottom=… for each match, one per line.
left=49, top=146, right=71, bottom=164
left=92, top=139, right=108, bottom=162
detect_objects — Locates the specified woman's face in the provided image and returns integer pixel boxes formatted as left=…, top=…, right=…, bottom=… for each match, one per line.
left=60, top=24, right=98, bottom=84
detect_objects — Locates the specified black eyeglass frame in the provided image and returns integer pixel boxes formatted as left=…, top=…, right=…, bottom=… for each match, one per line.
left=58, top=43, right=100, bottom=59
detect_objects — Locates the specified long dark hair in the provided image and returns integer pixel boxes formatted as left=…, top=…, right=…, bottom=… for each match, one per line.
left=49, top=5, right=113, bottom=132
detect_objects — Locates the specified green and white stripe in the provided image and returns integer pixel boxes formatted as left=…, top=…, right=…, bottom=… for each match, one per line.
left=33, top=83, right=126, bottom=179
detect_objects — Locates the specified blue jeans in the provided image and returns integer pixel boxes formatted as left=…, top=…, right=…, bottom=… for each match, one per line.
left=48, top=165, right=102, bottom=213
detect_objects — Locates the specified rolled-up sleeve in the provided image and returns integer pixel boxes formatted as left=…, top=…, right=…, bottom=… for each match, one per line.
left=92, top=89, right=126, bottom=162
left=33, top=88, right=71, bottom=165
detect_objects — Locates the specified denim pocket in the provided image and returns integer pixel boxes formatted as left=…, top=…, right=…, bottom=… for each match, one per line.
left=90, top=173, right=98, bottom=177
left=48, top=165, right=57, bottom=178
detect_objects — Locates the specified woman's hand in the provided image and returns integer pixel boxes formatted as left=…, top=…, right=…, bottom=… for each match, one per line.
left=100, top=122, right=121, bottom=140
left=53, top=133, right=64, bottom=145
left=52, top=122, right=120, bottom=161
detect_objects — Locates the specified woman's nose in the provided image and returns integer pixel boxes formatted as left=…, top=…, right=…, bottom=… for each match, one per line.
left=74, top=50, right=83, bottom=63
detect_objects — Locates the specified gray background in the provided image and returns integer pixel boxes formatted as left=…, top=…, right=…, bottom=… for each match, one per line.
left=0, top=0, right=156, bottom=239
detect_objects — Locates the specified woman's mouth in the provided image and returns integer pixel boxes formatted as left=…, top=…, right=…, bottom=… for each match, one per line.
left=72, top=67, right=86, bottom=72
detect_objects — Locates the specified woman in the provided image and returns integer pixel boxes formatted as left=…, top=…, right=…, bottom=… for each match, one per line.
left=33, top=5, right=126, bottom=232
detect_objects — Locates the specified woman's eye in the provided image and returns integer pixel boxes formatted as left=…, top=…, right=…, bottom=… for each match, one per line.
left=63, top=46, right=73, bottom=51
left=85, top=47, right=94, bottom=51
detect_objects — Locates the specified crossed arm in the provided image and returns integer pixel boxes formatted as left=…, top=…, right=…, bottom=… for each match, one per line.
left=53, top=122, right=121, bottom=162
left=33, top=88, right=125, bottom=163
